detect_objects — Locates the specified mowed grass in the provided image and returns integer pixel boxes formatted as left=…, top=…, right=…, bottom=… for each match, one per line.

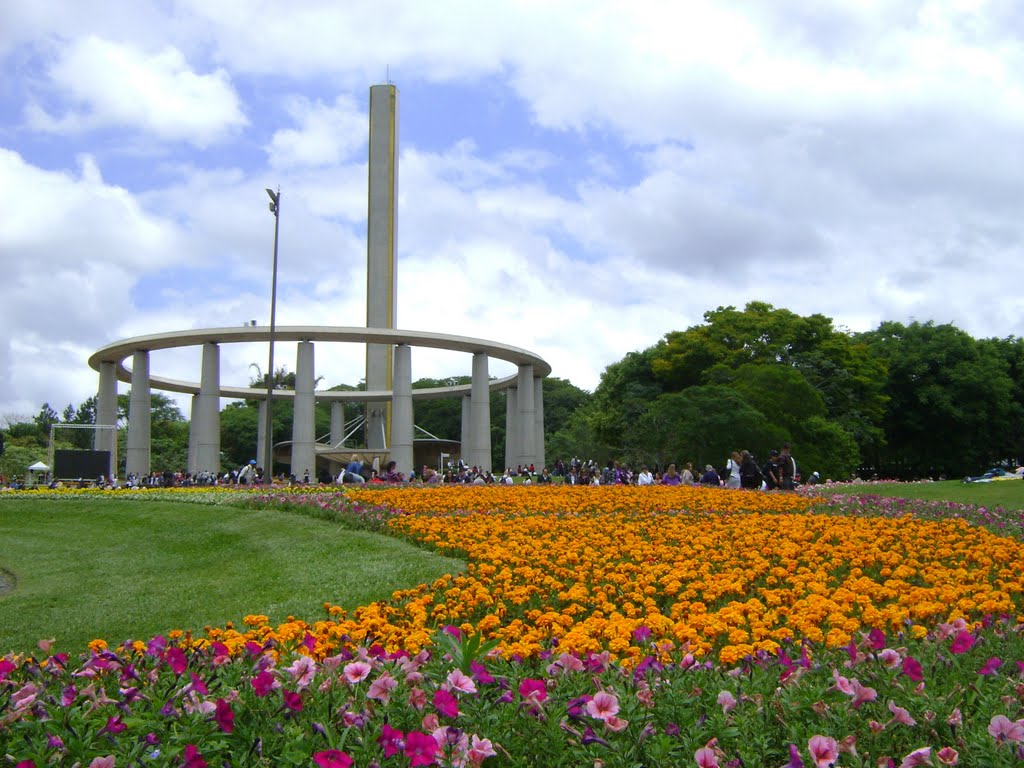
left=0, top=497, right=464, bottom=656
left=825, top=477, right=1024, bottom=510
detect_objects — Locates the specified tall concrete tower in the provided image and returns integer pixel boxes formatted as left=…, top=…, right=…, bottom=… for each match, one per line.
left=365, top=84, right=398, bottom=450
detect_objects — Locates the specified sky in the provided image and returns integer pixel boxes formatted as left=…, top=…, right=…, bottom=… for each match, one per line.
left=2, top=0, right=1024, bottom=424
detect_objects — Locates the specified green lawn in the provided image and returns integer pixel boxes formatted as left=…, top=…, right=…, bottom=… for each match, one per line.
left=0, top=497, right=464, bottom=655
left=821, top=477, right=1024, bottom=510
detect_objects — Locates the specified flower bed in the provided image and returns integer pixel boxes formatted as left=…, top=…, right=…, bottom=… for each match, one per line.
left=3, top=486, right=1024, bottom=765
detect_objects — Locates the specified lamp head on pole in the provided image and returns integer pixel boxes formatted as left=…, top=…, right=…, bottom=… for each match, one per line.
left=266, top=187, right=279, bottom=215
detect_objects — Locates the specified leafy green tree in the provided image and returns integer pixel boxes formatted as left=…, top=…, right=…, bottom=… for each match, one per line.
left=632, top=386, right=783, bottom=470
left=862, top=321, right=1015, bottom=477
left=0, top=445, right=46, bottom=483
left=792, top=416, right=860, bottom=481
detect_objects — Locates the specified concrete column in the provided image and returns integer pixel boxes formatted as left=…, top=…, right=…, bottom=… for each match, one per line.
left=534, top=376, right=546, bottom=472
left=517, top=364, right=536, bottom=470
left=470, top=352, right=492, bottom=472
left=256, top=399, right=268, bottom=471
left=331, top=402, right=346, bottom=448
left=460, top=395, right=471, bottom=466
left=365, top=84, right=399, bottom=451
left=195, top=342, right=221, bottom=475
left=390, top=343, right=414, bottom=476
left=291, top=341, right=316, bottom=482
left=187, top=394, right=199, bottom=475
left=125, top=349, right=151, bottom=478
left=504, top=387, right=518, bottom=473
left=95, top=361, right=118, bottom=477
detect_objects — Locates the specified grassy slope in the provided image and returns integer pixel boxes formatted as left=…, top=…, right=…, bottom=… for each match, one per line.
left=0, top=498, right=464, bottom=655
left=821, top=478, right=1024, bottom=510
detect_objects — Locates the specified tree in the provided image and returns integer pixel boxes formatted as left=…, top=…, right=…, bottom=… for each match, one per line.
left=632, top=386, right=784, bottom=471
left=33, top=403, right=59, bottom=435
left=861, top=321, right=1015, bottom=477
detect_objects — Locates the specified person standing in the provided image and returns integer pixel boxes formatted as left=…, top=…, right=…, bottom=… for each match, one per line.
left=724, top=451, right=742, bottom=489
left=780, top=444, right=797, bottom=490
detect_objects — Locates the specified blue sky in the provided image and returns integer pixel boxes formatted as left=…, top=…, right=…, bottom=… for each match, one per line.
left=2, top=1, right=1024, bottom=422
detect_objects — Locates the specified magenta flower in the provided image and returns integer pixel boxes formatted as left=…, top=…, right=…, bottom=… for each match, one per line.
left=850, top=680, right=877, bottom=708
left=183, top=745, right=208, bottom=768
left=189, top=673, right=208, bottom=696
left=251, top=669, right=277, bottom=697
left=694, top=747, right=720, bottom=768
left=936, top=746, right=959, bottom=765
left=99, top=716, right=126, bottom=735
left=978, top=657, right=1003, bottom=675
left=867, top=627, right=887, bottom=650
left=902, top=656, right=923, bottom=682
left=165, top=647, right=187, bottom=676
left=808, top=735, right=838, bottom=767
left=282, top=689, right=303, bottom=712
left=988, top=714, right=1024, bottom=744
left=783, top=743, right=805, bottom=768
left=434, top=688, right=459, bottom=718
left=519, top=678, right=548, bottom=703
left=405, top=730, right=441, bottom=766
left=313, top=750, right=353, bottom=768
left=214, top=698, right=234, bottom=733
left=378, top=723, right=405, bottom=757
left=949, top=631, right=976, bottom=654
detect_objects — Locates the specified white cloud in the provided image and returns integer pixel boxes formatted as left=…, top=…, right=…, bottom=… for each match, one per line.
left=267, top=94, right=366, bottom=169
left=26, top=36, right=247, bottom=146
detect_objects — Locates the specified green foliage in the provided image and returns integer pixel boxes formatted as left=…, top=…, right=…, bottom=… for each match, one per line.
left=633, top=386, right=783, bottom=470
left=861, top=321, right=1018, bottom=477
left=0, top=444, right=47, bottom=482
left=791, top=416, right=859, bottom=480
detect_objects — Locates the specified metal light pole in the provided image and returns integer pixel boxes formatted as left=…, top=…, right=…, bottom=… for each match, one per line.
left=264, top=187, right=281, bottom=483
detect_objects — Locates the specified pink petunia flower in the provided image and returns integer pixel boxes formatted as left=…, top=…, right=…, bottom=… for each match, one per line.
left=808, top=735, right=839, bottom=767
left=587, top=690, right=621, bottom=722
left=899, top=747, right=931, bottom=767
left=988, top=714, right=1024, bottom=744
left=468, top=734, right=497, bottom=765
left=367, top=672, right=398, bottom=703
left=312, top=751, right=353, bottom=768
left=343, top=661, right=372, bottom=684
left=851, top=680, right=878, bottom=708
left=694, top=747, right=720, bottom=768
left=936, top=746, right=959, bottom=766
left=446, top=668, right=477, bottom=694
left=878, top=648, right=902, bottom=669
left=285, top=655, right=318, bottom=689
left=718, top=689, right=739, bottom=713
left=888, top=701, right=917, bottom=727
left=88, top=758, right=115, bottom=768
left=604, top=715, right=629, bottom=732
left=831, top=670, right=855, bottom=695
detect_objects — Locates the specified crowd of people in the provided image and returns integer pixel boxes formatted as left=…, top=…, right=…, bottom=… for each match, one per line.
left=3, top=443, right=815, bottom=491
